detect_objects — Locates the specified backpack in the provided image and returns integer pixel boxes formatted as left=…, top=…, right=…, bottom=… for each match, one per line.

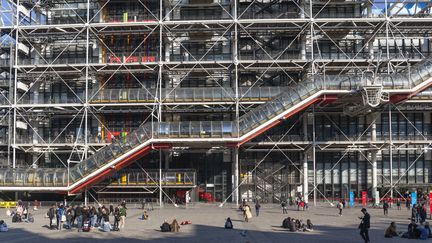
left=420, top=227, right=429, bottom=240
left=0, top=222, right=8, bottom=232
left=102, top=222, right=111, bottom=232
left=82, top=220, right=90, bottom=232
left=27, top=215, right=34, bottom=223
left=12, top=214, right=20, bottom=223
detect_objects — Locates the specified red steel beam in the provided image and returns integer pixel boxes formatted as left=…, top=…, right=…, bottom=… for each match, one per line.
left=69, top=143, right=172, bottom=194
left=390, top=82, right=432, bottom=103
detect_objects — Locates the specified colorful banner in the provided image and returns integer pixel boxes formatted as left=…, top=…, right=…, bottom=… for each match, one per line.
left=350, top=191, right=355, bottom=208
left=362, top=191, right=367, bottom=206
left=412, top=191, right=417, bottom=206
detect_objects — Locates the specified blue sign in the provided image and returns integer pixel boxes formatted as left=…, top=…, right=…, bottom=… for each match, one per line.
left=412, top=192, right=417, bottom=206
left=350, top=192, right=355, bottom=207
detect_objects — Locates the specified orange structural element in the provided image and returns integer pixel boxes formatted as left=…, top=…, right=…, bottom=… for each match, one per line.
left=69, top=143, right=171, bottom=194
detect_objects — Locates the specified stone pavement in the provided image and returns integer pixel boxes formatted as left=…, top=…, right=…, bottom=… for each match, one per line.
left=0, top=202, right=418, bottom=242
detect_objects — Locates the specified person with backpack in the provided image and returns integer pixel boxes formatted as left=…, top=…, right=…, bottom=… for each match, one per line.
left=47, top=204, right=55, bottom=229
left=119, top=205, right=127, bottom=229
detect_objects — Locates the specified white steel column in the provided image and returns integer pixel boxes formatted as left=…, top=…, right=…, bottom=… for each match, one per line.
left=158, top=0, right=164, bottom=209
left=84, top=0, right=90, bottom=160
left=303, top=114, right=308, bottom=203
left=12, top=0, right=21, bottom=168
left=312, top=107, right=316, bottom=206
left=233, top=0, right=239, bottom=136
left=370, top=113, right=379, bottom=205
left=389, top=106, right=393, bottom=200
left=159, top=150, right=163, bottom=207
left=232, top=148, right=239, bottom=206
left=84, top=190, right=88, bottom=206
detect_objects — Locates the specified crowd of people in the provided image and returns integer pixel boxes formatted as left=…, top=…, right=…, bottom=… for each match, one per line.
left=282, top=217, right=313, bottom=232
left=5, top=194, right=432, bottom=242
left=384, top=220, right=432, bottom=239
left=45, top=201, right=128, bottom=232
left=7, top=200, right=34, bottom=223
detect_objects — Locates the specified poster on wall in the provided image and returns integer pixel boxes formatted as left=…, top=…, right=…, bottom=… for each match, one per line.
left=362, top=191, right=367, bottom=206
left=349, top=191, right=354, bottom=208
left=412, top=191, right=417, bottom=207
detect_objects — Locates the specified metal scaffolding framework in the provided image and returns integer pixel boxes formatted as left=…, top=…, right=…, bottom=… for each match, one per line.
left=1, top=0, right=432, bottom=205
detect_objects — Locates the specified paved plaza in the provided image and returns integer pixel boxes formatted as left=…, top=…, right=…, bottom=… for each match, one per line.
left=0, top=202, right=420, bottom=242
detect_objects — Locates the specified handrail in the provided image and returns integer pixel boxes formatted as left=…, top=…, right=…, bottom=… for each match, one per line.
left=1, top=58, right=432, bottom=191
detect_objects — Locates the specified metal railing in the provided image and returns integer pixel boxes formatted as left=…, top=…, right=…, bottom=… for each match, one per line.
left=1, top=59, right=432, bottom=188
left=105, top=169, right=196, bottom=187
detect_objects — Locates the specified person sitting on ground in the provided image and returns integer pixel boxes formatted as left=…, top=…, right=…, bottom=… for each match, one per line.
left=407, top=220, right=418, bottom=239
left=160, top=220, right=171, bottom=232
left=171, top=219, right=180, bottom=233
left=282, top=217, right=291, bottom=229
left=418, top=223, right=429, bottom=240
left=142, top=211, right=149, bottom=220
left=295, top=219, right=302, bottom=230
left=26, top=213, right=34, bottom=223
left=288, top=218, right=296, bottom=232
left=385, top=222, right=399, bottom=238
left=0, top=220, right=8, bottom=232
left=305, top=219, right=313, bottom=232
left=425, top=222, right=432, bottom=238
left=224, top=217, right=233, bottom=229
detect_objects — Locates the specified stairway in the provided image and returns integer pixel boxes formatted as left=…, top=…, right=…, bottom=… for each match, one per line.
left=1, top=59, right=432, bottom=193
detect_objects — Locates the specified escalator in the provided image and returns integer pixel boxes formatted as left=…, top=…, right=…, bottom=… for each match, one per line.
left=1, top=59, right=432, bottom=193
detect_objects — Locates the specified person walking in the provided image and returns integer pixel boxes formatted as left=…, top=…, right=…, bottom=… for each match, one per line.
left=255, top=201, right=261, bottom=217
left=47, top=204, right=55, bottom=230
left=243, top=204, right=252, bottom=222
left=383, top=200, right=389, bottom=215
left=281, top=200, right=287, bottom=214
left=396, top=199, right=401, bottom=210
left=359, top=208, right=370, bottom=243
left=119, top=205, right=127, bottom=229
left=337, top=201, right=343, bottom=216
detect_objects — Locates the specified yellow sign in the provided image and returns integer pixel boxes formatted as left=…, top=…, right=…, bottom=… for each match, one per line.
left=0, top=201, right=17, bottom=208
